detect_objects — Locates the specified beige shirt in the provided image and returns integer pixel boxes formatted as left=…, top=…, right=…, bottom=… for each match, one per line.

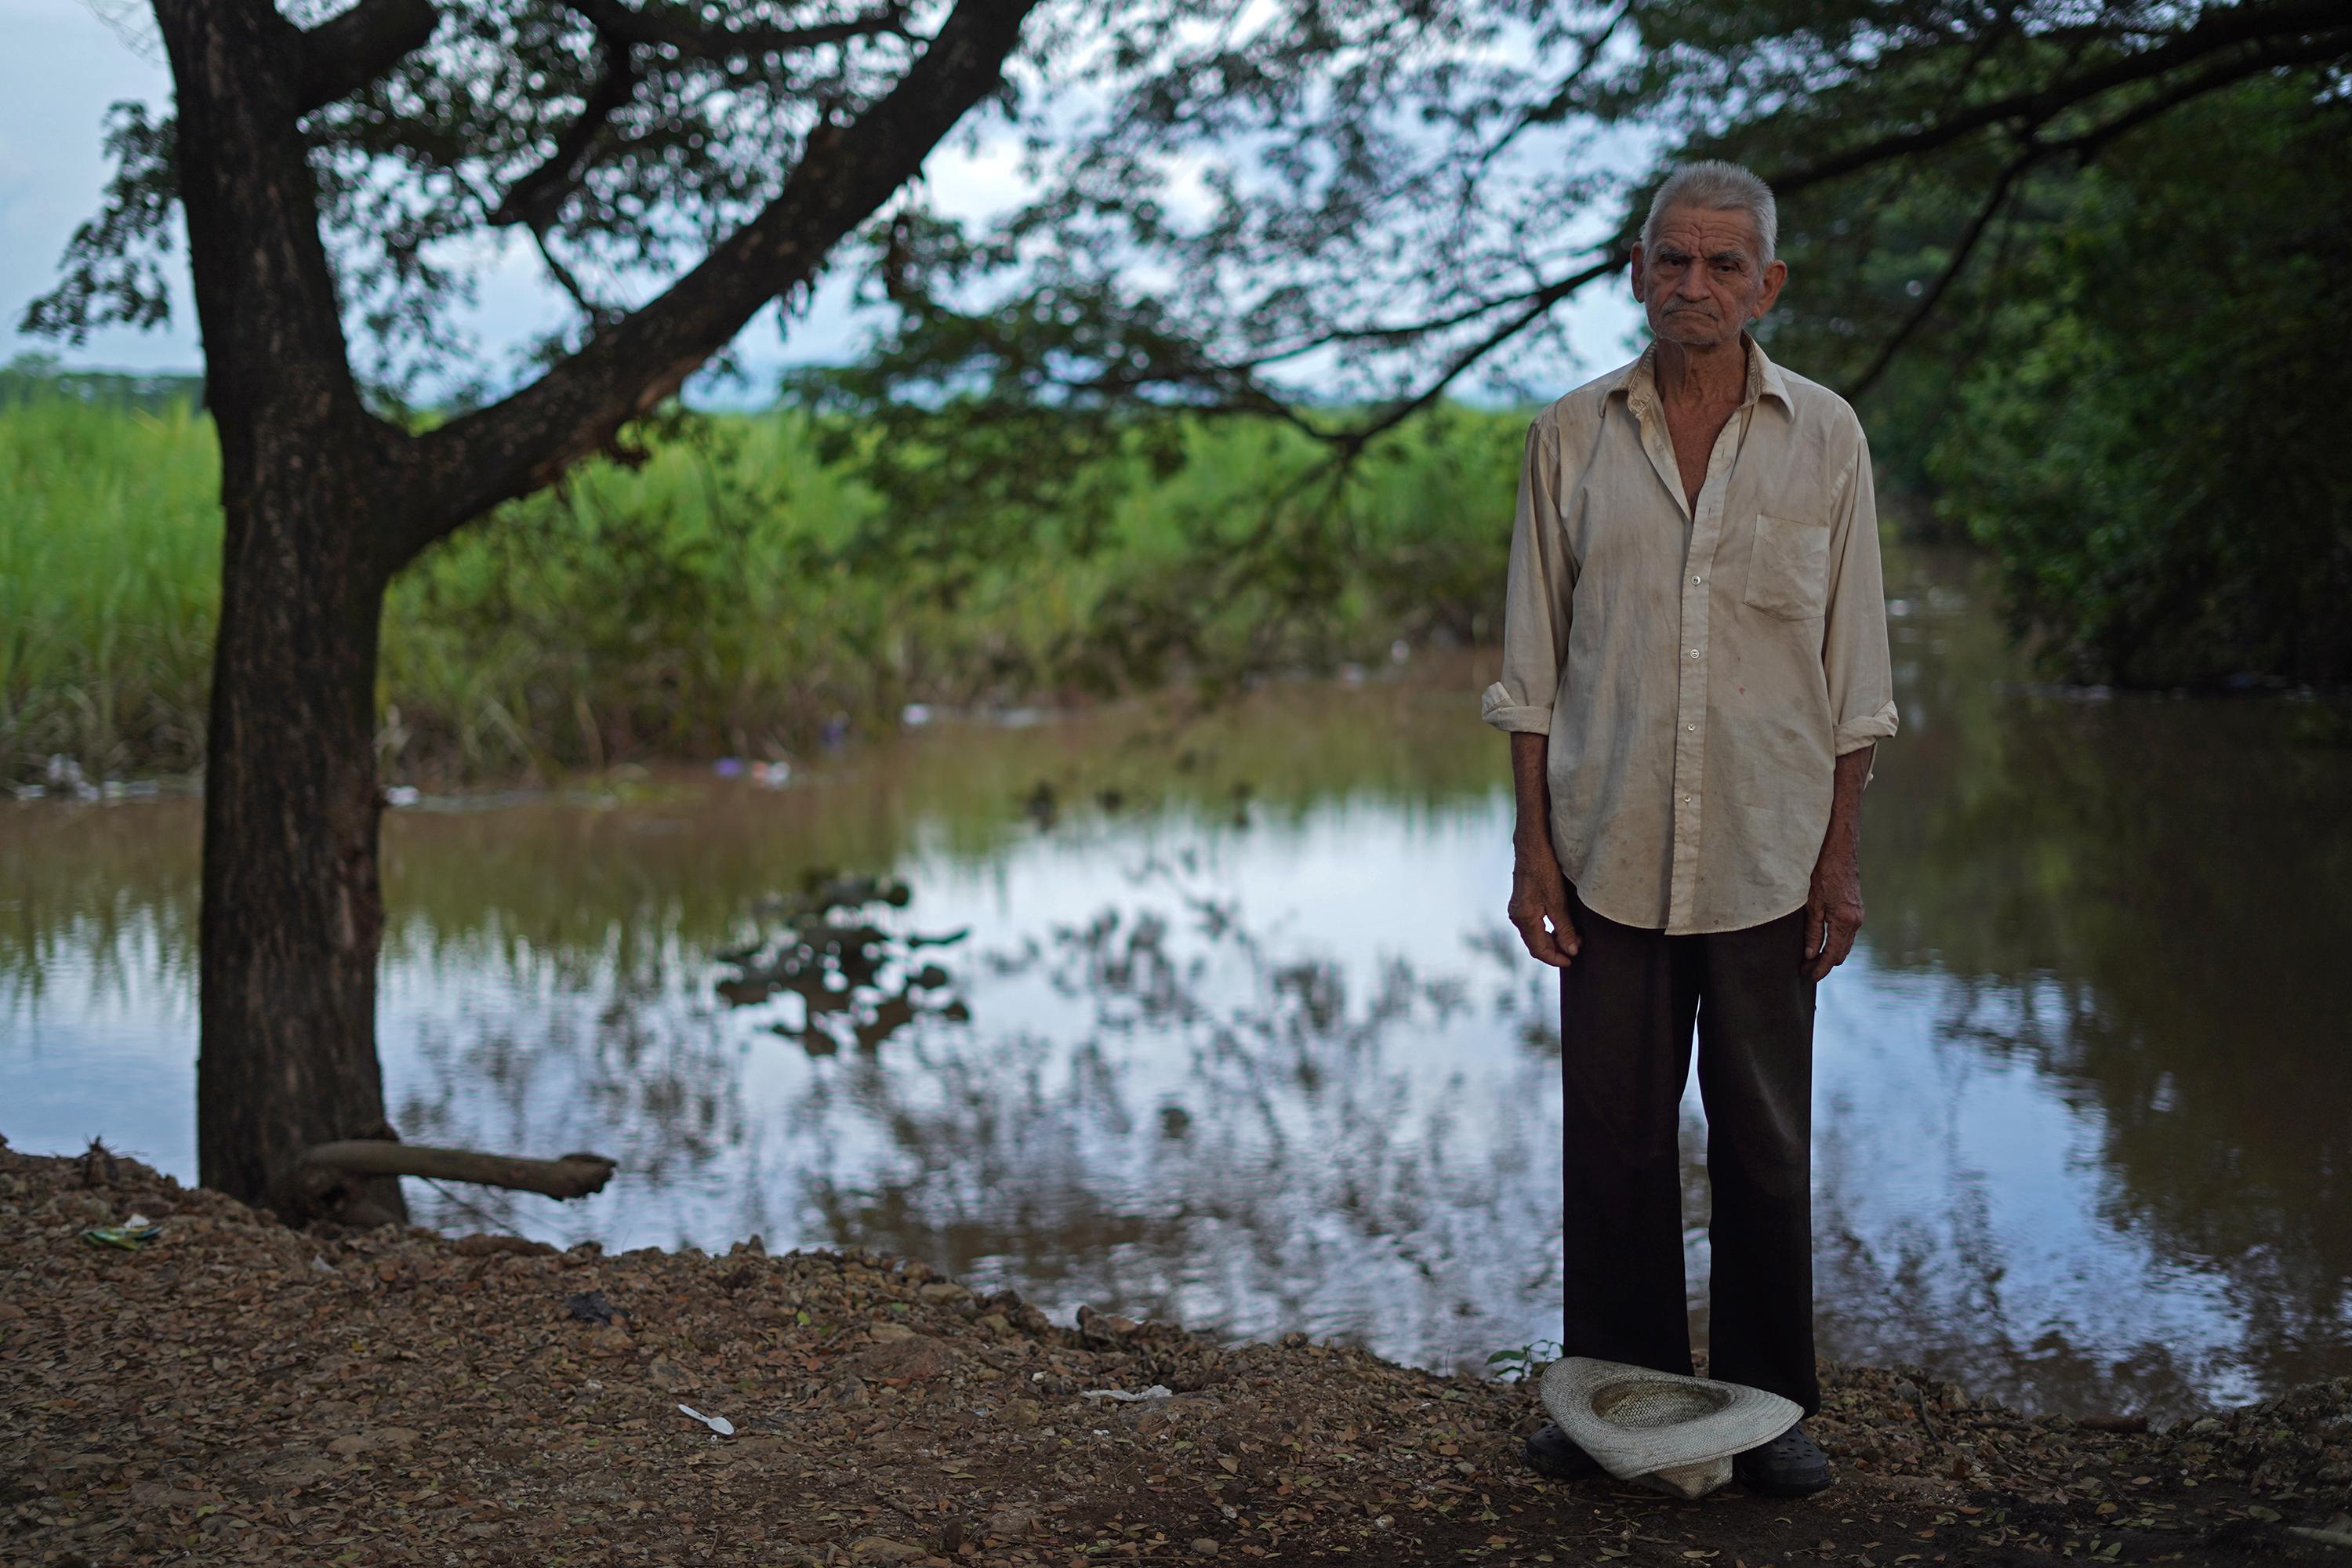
left=1479, top=332, right=1898, bottom=935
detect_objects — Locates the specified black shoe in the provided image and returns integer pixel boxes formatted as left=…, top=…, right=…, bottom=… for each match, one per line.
left=1522, top=1421, right=1604, bottom=1480
left=1734, top=1421, right=1831, bottom=1497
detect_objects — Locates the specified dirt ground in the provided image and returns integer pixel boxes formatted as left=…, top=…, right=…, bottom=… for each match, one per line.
left=4, top=1137, right=2348, bottom=1566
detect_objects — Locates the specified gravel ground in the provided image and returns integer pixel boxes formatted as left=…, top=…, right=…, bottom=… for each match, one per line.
left=5, top=1136, right=2348, bottom=1566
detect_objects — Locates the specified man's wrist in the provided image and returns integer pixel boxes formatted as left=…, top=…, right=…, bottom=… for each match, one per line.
left=1815, top=826, right=1858, bottom=866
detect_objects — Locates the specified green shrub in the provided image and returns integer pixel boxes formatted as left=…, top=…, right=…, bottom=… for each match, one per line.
left=2, top=394, right=1530, bottom=784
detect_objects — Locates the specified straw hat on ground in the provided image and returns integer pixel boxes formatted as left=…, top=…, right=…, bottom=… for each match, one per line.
left=1539, top=1356, right=1802, bottom=1500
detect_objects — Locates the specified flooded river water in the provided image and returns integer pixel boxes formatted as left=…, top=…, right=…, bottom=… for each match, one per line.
left=4, top=546, right=2347, bottom=1420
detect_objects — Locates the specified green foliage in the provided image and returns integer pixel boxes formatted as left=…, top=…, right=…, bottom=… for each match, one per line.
left=14, top=102, right=176, bottom=347
left=1483, top=1338, right=1563, bottom=1385
left=1770, top=79, right=2352, bottom=686
left=0, top=394, right=221, bottom=779
left=25, top=0, right=2347, bottom=706
left=1, top=391, right=1527, bottom=785
left=1933, top=86, right=2352, bottom=688
left=809, top=1, right=2352, bottom=695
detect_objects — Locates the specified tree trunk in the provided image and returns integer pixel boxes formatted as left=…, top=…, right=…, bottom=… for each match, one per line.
left=162, top=0, right=412, bottom=1222
left=148, top=0, right=1040, bottom=1221
left=195, top=485, right=405, bottom=1222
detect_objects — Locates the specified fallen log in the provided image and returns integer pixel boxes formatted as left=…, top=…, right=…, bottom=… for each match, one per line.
left=300, top=1142, right=616, bottom=1200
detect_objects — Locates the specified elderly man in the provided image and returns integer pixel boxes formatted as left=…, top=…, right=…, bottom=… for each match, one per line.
left=1481, top=160, right=1898, bottom=1497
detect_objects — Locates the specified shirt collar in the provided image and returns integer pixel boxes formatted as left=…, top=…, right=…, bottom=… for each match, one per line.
left=1748, top=333, right=1794, bottom=410
left=1610, top=330, right=1792, bottom=413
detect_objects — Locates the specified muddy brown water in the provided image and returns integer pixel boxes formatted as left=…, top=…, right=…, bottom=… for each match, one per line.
left=4, top=546, right=2347, bottom=1421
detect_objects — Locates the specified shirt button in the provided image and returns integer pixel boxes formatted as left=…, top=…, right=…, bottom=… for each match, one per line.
left=1691, top=575, right=1701, bottom=585
left=1687, top=649, right=1699, bottom=658
left=1686, top=724, right=1695, bottom=731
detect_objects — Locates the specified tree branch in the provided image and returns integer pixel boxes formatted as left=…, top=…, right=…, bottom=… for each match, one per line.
left=1846, top=23, right=2352, bottom=397
left=485, top=0, right=929, bottom=237
left=1477, top=1, right=1630, bottom=169
left=527, top=223, right=620, bottom=327
left=300, top=1141, right=617, bottom=1198
left=1089, top=249, right=1624, bottom=461
left=1845, top=152, right=2028, bottom=401
left=1768, top=0, right=2350, bottom=197
left=1290, top=5, right=2352, bottom=451
left=1324, top=249, right=1624, bottom=452
left=1249, top=270, right=1594, bottom=365
left=403, top=0, right=1041, bottom=558
left=294, top=0, right=441, bottom=114
left=568, top=0, right=913, bottom=61
left=488, top=27, right=643, bottom=233
left=2044, top=24, right=2352, bottom=164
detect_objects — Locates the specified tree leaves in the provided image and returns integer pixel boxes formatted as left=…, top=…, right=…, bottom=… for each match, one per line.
left=18, top=101, right=179, bottom=347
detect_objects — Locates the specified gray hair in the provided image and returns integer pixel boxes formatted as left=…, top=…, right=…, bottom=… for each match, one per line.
left=1641, top=160, right=1778, bottom=264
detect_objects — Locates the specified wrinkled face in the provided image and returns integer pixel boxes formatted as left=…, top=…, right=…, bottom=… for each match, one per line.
left=1630, top=205, right=1788, bottom=350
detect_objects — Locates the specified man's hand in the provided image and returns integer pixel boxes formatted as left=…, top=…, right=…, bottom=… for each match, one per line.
left=1509, top=848, right=1580, bottom=968
left=1804, top=744, right=1875, bottom=981
left=1802, top=842, right=1862, bottom=982
left=1505, top=730, right=1578, bottom=967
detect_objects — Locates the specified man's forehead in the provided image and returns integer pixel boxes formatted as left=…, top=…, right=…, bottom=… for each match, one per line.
left=1649, top=206, right=1763, bottom=256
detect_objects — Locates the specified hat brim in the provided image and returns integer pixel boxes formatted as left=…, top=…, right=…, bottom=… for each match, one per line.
left=1540, top=1356, right=1802, bottom=1498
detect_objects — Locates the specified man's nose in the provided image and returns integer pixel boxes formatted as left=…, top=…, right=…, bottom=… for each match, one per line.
left=1675, top=265, right=1711, bottom=300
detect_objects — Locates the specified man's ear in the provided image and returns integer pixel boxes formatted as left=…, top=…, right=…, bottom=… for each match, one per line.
left=1753, top=257, right=1788, bottom=319
left=1628, top=243, right=1647, bottom=301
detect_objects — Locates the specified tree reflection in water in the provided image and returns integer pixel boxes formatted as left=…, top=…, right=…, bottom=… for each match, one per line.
left=395, top=847, right=1567, bottom=1381
left=1804, top=546, right=2352, bottom=1417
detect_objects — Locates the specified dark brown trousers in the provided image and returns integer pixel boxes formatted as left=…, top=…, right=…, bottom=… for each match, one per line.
left=1559, top=882, right=1821, bottom=1416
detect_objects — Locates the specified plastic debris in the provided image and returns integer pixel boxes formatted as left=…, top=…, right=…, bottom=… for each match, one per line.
left=900, top=702, right=931, bottom=727
left=713, top=757, right=746, bottom=777
left=383, top=785, right=422, bottom=807
left=564, top=1290, right=617, bottom=1324
left=42, top=755, right=100, bottom=801
left=1080, top=1385, right=1173, bottom=1403
left=677, top=1403, right=735, bottom=1436
left=80, top=1215, right=163, bottom=1250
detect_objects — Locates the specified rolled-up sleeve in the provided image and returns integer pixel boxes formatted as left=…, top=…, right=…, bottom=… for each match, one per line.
left=1821, top=430, right=1900, bottom=760
left=1479, top=415, right=1573, bottom=735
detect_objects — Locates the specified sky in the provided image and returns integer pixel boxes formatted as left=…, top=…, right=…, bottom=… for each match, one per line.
left=3, top=0, right=209, bottom=376
left=1, top=0, right=1643, bottom=405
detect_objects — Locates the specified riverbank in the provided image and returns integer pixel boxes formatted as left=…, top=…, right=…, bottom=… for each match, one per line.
left=5, top=1138, right=2347, bottom=1565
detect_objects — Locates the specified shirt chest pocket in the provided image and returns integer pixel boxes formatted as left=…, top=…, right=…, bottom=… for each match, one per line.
left=1741, top=512, right=1830, bottom=621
